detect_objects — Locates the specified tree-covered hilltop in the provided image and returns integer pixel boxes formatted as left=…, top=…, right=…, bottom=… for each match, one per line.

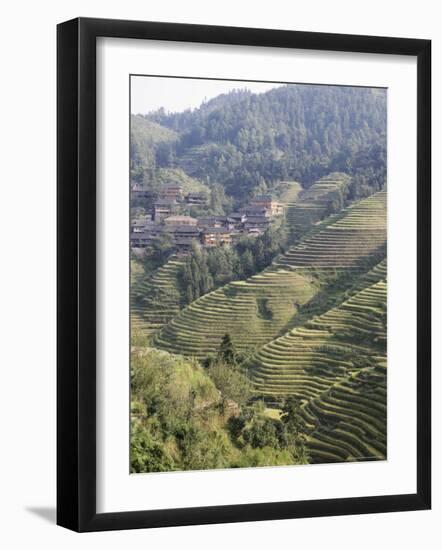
left=142, top=84, right=386, bottom=199
left=130, top=115, right=179, bottom=184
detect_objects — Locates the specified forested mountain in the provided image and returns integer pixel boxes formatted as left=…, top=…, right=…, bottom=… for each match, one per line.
left=137, top=84, right=386, bottom=200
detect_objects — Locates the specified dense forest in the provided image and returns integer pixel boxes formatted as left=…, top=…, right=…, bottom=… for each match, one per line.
left=132, top=84, right=386, bottom=202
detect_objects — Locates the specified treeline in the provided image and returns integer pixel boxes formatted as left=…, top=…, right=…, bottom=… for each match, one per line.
left=143, top=84, right=386, bottom=199
left=178, top=225, right=289, bottom=304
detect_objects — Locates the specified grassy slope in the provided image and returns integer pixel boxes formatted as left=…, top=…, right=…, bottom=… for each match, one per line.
left=156, top=167, right=211, bottom=195
left=131, top=115, right=178, bottom=147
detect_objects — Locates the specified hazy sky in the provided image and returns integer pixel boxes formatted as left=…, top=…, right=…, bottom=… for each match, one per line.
left=131, top=76, right=282, bottom=115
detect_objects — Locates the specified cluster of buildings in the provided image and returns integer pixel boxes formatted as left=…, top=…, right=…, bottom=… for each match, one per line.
left=133, top=182, right=207, bottom=221
left=131, top=183, right=283, bottom=254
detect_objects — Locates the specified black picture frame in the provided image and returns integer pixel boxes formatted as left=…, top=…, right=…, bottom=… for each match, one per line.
left=57, top=17, right=431, bottom=532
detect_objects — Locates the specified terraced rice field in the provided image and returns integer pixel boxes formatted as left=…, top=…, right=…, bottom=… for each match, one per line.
left=276, top=191, right=386, bottom=268
left=153, top=268, right=320, bottom=357
left=276, top=181, right=302, bottom=218
left=153, top=185, right=386, bottom=359
left=349, top=259, right=387, bottom=291
left=285, top=173, right=350, bottom=228
left=131, top=257, right=184, bottom=338
left=248, top=276, right=387, bottom=400
left=302, top=365, right=386, bottom=463
left=152, top=176, right=356, bottom=357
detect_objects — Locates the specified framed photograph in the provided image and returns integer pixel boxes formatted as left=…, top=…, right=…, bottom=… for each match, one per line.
left=57, top=17, right=431, bottom=532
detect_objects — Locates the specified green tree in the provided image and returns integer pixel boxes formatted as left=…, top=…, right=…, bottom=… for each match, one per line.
left=218, top=333, right=236, bottom=364
left=241, top=249, right=255, bottom=277
left=130, top=427, right=174, bottom=473
left=208, top=360, right=251, bottom=411
left=281, top=397, right=309, bottom=464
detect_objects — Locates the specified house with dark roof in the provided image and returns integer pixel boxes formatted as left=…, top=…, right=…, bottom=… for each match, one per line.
left=186, top=191, right=208, bottom=205
left=251, top=195, right=283, bottom=215
left=159, top=183, right=183, bottom=201
left=198, top=217, right=222, bottom=229
left=201, top=227, right=233, bottom=247
left=167, top=226, right=201, bottom=253
left=131, top=185, right=152, bottom=202
left=240, top=205, right=271, bottom=218
left=152, top=199, right=177, bottom=222
left=244, top=215, right=271, bottom=232
left=130, top=231, right=152, bottom=248
left=131, top=218, right=155, bottom=233
left=171, top=225, right=201, bottom=239
left=164, top=215, right=198, bottom=226
left=198, top=216, right=235, bottom=230
left=229, top=212, right=247, bottom=227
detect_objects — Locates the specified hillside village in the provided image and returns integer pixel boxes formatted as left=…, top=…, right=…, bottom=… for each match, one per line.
left=130, top=182, right=283, bottom=254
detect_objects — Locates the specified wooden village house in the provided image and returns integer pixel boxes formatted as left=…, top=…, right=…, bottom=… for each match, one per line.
left=186, top=191, right=208, bottom=205
left=152, top=199, right=177, bottom=222
left=201, top=227, right=233, bottom=247
left=159, top=183, right=183, bottom=201
left=250, top=194, right=283, bottom=216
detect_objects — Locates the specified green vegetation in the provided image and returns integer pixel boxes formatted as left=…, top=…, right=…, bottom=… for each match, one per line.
left=131, top=344, right=311, bottom=473
left=178, top=224, right=289, bottom=304
left=130, top=83, right=388, bottom=471
left=153, top=268, right=320, bottom=358
left=248, top=276, right=387, bottom=400
left=153, top=185, right=386, bottom=359
left=130, top=115, right=178, bottom=186
left=131, top=257, right=185, bottom=338
left=276, top=191, right=387, bottom=268
left=146, top=85, right=386, bottom=199
left=155, top=167, right=210, bottom=194
left=302, top=364, right=386, bottom=463
left=283, top=174, right=351, bottom=235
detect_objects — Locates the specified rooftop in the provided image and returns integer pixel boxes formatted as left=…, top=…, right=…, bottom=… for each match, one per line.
left=241, top=206, right=270, bottom=214
left=154, top=199, right=176, bottom=207
left=131, top=218, right=154, bottom=226
left=130, top=231, right=152, bottom=239
left=203, top=227, right=232, bottom=234
left=164, top=215, right=198, bottom=223
left=171, top=226, right=201, bottom=234
left=198, top=216, right=235, bottom=223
